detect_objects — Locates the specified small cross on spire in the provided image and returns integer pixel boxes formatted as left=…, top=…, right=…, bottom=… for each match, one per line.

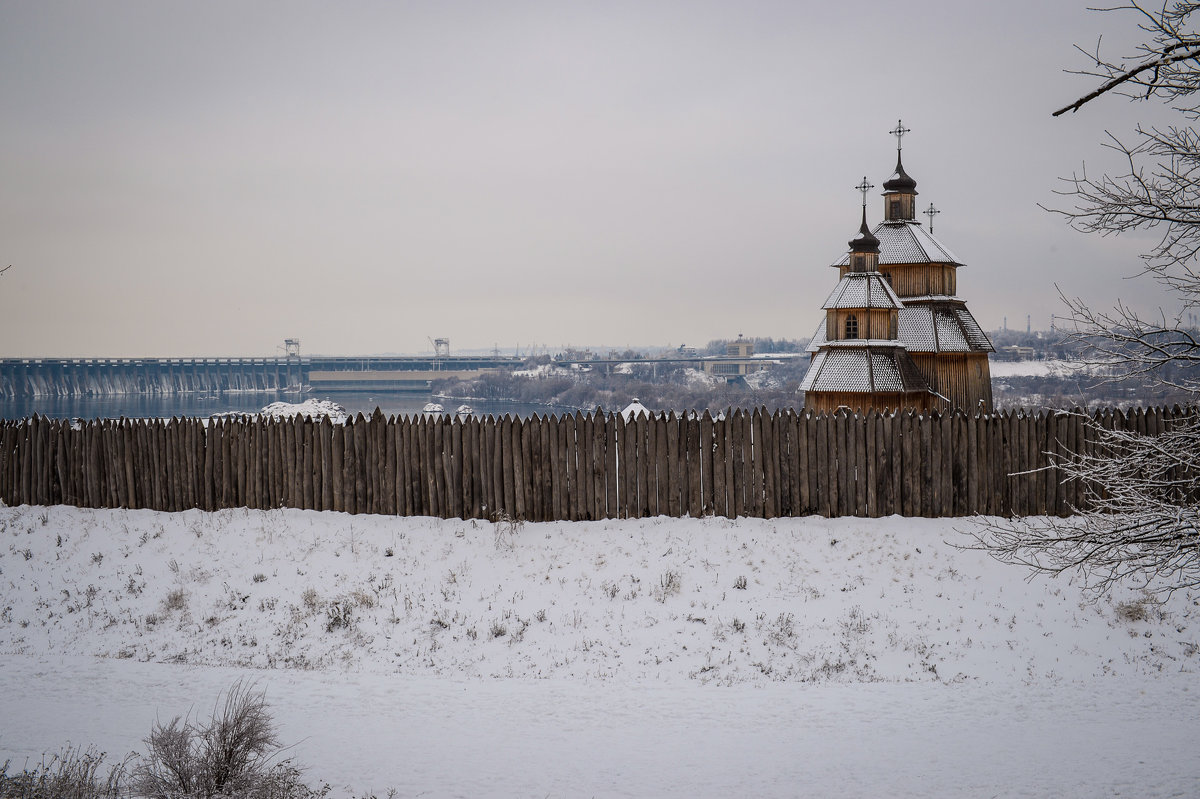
left=890, top=119, right=910, bottom=152
left=855, top=176, right=874, bottom=208
left=924, top=202, right=940, bottom=233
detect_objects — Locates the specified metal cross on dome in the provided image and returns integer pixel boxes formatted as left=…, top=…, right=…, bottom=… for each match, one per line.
left=924, top=202, right=940, bottom=233
left=890, top=120, right=911, bottom=151
left=855, top=176, right=874, bottom=208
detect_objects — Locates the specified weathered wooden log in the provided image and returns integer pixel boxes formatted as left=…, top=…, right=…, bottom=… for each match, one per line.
left=835, top=411, right=850, bottom=517
left=853, top=410, right=867, bottom=516
left=539, top=415, right=552, bottom=522
left=666, top=412, right=682, bottom=517
left=499, top=416, right=514, bottom=518
left=777, top=411, right=792, bottom=517
left=466, top=416, right=481, bottom=519
left=759, top=410, right=774, bottom=519
left=745, top=410, right=760, bottom=518
left=929, top=411, right=942, bottom=518
left=614, top=413, right=629, bottom=519
left=600, top=413, right=614, bottom=519
left=397, top=416, right=411, bottom=515
left=636, top=414, right=651, bottom=519
left=573, top=414, right=585, bottom=519
left=486, top=415, right=500, bottom=518
left=712, top=412, right=727, bottom=518
left=582, top=412, right=595, bottom=520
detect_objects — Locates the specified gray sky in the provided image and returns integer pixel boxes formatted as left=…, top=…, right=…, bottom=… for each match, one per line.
left=0, top=0, right=1179, bottom=357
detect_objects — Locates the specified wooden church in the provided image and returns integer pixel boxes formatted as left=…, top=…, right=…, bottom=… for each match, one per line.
left=800, top=122, right=994, bottom=413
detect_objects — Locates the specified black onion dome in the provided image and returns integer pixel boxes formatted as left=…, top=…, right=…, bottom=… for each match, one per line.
left=849, top=208, right=880, bottom=253
left=882, top=153, right=917, bottom=193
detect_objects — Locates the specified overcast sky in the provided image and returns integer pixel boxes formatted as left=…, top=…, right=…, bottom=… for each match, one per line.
left=0, top=0, right=1181, bottom=357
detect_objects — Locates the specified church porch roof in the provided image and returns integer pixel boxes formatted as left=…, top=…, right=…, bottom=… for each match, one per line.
left=799, top=341, right=930, bottom=394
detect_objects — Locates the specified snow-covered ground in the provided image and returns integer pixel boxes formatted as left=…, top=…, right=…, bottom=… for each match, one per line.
left=511, top=363, right=573, bottom=378
left=989, top=358, right=1092, bottom=378
left=257, top=399, right=349, bottom=423
left=2, top=505, right=1198, bottom=797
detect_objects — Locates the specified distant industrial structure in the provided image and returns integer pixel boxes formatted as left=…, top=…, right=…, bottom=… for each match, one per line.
left=0, top=337, right=790, bottom=398
left=0, top=352, right=518, bottom=398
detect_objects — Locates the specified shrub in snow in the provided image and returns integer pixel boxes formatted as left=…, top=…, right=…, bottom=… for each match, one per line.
left=0, top=745, right=130, bottom=798
left=325, top=601, right=353, bottom=632
left=133, top=680, right=311, bottom=799
left=163, top=588, right=187, bottom=614
left=492, top=511, right=524, bottom=550
left=654, top=570, right=682, bottom=603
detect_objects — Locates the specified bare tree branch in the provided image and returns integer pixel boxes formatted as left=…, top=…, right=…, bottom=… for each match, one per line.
left=1054, top=3, right=1200, bottom=116
left=973, top=2, right=1200, bottom=598
left=967, top=410, right=1200, bottom=598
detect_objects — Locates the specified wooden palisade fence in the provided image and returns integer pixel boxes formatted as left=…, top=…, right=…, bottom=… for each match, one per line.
left=0, top=406, right=1192, bottom=520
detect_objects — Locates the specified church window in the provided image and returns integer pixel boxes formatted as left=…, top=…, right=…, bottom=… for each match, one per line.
left=890, top=199, right=901, bottom=219
left=845, top=314, right=859, bottom=339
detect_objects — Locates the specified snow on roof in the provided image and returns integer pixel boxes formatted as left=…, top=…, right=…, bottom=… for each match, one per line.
left=821, top=272, right=904, bottom=310
left=897, top=306, right=994, bottom=353
left=799, top=343, right=929, bottom=394
left=833, top=220, right=963, bottom=267
left=807, top=305, right=993, bottom=354
left=621, top=398, right=652, bottom=420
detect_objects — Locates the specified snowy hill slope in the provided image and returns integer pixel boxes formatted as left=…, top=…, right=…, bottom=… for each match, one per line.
left=2, top=504, right=1195, bottom=685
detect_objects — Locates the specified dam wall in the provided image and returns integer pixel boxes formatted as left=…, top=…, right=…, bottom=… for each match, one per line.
left=0, top=356, right=518, bottom=398
left=0, top=358, right=303, bottom=399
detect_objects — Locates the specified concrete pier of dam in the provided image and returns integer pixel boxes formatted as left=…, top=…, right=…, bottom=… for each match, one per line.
left=0, top=356, right=519, bottom=398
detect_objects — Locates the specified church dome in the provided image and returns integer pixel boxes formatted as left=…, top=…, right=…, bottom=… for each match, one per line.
left=849, top=212, right=880, bottom=253
left=882, top=153, right=917, bottom=193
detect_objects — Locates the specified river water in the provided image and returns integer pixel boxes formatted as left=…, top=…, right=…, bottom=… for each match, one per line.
left=0, top=391, right=580, bottom=421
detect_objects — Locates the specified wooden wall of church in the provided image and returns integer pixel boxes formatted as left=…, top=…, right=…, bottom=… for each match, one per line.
left=803, top=391, right=933, bottom=415
left=880, top=264, right=956, bottom=297
left=826, top=309, right=896, bottom=341
left=912, top=352, right=993, bottom=412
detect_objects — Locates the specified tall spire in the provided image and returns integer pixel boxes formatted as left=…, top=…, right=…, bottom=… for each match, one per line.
left=883, top=119, right=917, bottom=220
left=849, top=177, right=880, bottom=259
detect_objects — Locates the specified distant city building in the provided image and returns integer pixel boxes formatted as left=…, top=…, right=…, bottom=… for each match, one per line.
left=705, top=334, right=769, bottom=379
left=726, top=335, right=753, bottom=358
left=559, top=347, right=596, bottom=361
left=997, top=345, right=1037, bottom=361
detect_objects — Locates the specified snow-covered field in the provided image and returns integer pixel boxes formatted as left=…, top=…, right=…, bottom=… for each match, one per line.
left=2, top=504, right=1198, bottom=797
left=989, top=358, right=1091, bottom=378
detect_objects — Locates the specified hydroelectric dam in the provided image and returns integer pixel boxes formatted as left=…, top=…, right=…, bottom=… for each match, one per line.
left=0, top=355, right=522, bottom=399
